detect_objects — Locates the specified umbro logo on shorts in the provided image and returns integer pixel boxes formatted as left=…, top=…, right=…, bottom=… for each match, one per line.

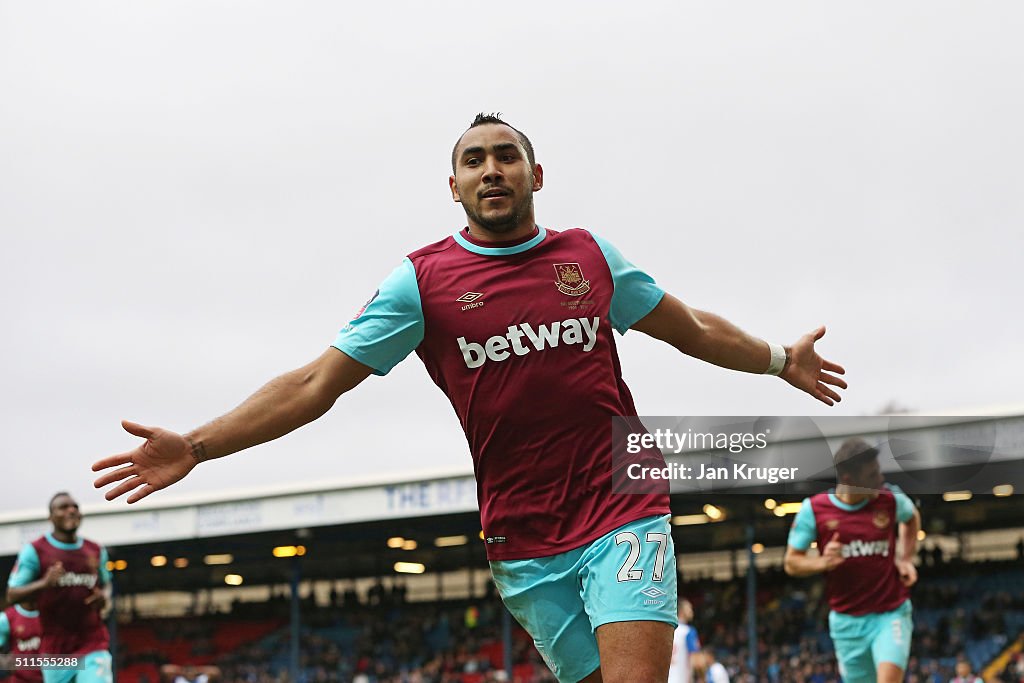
left=640, top=585, right=667, bottom=605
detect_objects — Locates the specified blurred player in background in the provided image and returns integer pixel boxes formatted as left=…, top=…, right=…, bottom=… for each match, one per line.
left=951, top=659, right=983, bottom=683
left=6, top=493, right=113, bottom=683
left=93, top=114, right=846, bottom=683
left=784, top=438, right=920, bottom=683
left=699, top=649, right=729, bottom=683
left=160, top=664, right=221, bottom=683
left=668, top=599, right=701, bottom=683
left=0, top=599, right=42, bottom=683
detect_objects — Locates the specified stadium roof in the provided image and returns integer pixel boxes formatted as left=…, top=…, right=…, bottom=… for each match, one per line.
left=0, top=469, right=478, bottom=556
left=6, top=493, right=1021, bottom=597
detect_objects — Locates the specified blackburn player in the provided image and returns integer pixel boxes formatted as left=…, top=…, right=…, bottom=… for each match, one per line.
left=6, top=493, right=113, bottom=683
left=93, top=114, right=847, bottom=683
left=668, top=599, right=701, bottom=683
left=784, top=438, right=920, bottom=683
left=1, top=599, right=43, bottom=683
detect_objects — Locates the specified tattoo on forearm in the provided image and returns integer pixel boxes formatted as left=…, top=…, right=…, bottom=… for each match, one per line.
left=187, top=437, right=209, bottom=463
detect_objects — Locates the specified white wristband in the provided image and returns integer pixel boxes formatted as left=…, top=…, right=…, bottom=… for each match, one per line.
left=765, top=342, right=787, bottom=376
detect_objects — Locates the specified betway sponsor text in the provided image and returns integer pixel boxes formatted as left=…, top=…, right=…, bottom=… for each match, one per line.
left=458, top=316, right=600, bottom=368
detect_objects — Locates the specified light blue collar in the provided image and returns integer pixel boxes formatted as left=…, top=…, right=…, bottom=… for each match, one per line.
left=828, top=490, right=871, bottom=511
left=45, top=532, right=83, bottom=550
left=15, top=604, right=39, bottom=618
left=453, top=226, right=547, bottom=256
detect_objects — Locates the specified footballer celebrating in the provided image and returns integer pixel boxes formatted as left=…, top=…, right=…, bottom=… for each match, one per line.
left=6, top=494, right=113, bottom=683
left=93, top=114, right=846, bottom=682
left=784, top=438, right=920, bottom=683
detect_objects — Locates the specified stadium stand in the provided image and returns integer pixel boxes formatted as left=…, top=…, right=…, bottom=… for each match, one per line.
left=111, top=599, right=551, bottom=683
left=18, top=556, right=1002, bottom=682
left=687, top=558, right=1024, bottom=682
left=3, top=416, right=1022, bottom=682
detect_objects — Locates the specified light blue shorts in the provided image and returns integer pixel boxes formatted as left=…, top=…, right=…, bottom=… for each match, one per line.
left=42, top=651, right=112, bottom=683
left=490, top=514, right=678, bottom=683
left=829, top=600, right=913, bottom=683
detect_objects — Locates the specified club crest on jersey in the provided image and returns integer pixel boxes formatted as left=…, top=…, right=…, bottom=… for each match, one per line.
left=873, top=510, right=891, bottom=528
left=553, top=263, right=591, bottom=297
left=826, top=519, right=840, bottom=530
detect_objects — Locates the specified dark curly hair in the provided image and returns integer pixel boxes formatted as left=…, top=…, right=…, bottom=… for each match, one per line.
left=451, top=112, right=535, bottom=172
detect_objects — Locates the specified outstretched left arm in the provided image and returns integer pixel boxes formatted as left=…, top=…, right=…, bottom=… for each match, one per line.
left=631, top=293, right=847, bottom=405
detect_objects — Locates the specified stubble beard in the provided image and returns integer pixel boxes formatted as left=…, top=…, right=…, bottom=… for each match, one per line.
left=464, top=192, right=534, bottom=235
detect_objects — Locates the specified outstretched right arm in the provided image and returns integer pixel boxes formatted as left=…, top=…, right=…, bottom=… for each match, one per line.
left=92, top=348, right=374, bottom=504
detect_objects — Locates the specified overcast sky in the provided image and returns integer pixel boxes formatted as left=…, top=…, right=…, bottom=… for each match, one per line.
left=1, top=2, right=1021, bottom=518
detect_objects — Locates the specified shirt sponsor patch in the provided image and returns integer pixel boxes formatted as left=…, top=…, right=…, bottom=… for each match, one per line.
left=457, top=316, right=600, bottom=368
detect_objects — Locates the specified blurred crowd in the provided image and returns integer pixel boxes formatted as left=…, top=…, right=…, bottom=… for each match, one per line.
left=99, top=557, right=1024, bottom=682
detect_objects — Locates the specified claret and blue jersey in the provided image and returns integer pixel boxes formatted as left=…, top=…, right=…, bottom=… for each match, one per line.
left=788, top=483, right=916, bottom=616
left=0, top=604, right=43, bottom=683
left=788, top=484, right=919, bottom=680
left=7, top=533, right=111, bottom=657
left=334, top=226, right=671, bottom=560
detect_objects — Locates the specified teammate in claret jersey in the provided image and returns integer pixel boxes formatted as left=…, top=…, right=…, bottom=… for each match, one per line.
left=93, top=113, right=847, bottom=683
left=784, top=438, right=921, bottom=683
left=6, top=493, right=113, bottom=683
left=0, top=600, right=43, bottom=683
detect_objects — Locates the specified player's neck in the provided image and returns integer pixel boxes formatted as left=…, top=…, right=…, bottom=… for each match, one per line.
left=51, top=528, right=77, bottom=544
left=465, top=217, right=537, bottom=244
left=834, top=485, right=871, bottom=506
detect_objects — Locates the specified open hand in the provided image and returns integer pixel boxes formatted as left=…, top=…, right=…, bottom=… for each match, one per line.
left=781, top=326, right=847, bottom=406
left=92, top=421, right=198, bottom=504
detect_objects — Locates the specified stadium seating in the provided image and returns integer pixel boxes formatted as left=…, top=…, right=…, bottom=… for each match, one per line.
left=101, top=559, right=1024, bottom=682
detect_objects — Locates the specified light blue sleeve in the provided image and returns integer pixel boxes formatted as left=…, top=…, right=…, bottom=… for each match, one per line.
left=0, top=612, right=9, bottom=649
left=7, top=544, right=40, bottom=588
left=589, top=233, right=666, bottom=334
left=888, top=484, right=917, bottom=523
left=787, top=498, right=817, bottom=550
left=332, top=258, right=425, bottom=375
left=685, top=627, right=701, bottom=653
left=99, top=546, right=111, bottom=585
